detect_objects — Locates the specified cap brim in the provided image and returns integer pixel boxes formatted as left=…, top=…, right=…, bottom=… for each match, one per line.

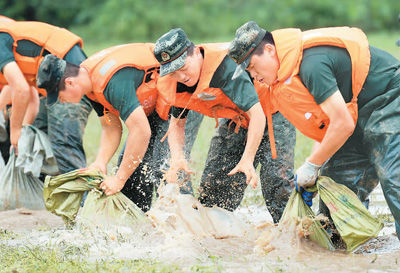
left=232, top=58, right=250, bottom=80
left=46, top=86, right=59, bottom=106
left=159, top=51, right=187, bottom=77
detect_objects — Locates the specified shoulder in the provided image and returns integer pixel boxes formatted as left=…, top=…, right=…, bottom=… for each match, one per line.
left=0, top=32, right=14, bottom=45
left=300, top=46, right=351, bottom=76
left=210, top=55, right=251, bottom=88
left=110, top=66, right=142, bottom=79
left=108, top=66, right=145, bottom=86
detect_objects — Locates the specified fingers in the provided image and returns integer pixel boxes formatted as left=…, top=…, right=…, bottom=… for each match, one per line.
left=105, top=188, right=116, bottom=196
left=302, top=190, right=313, bottom=206
left=165, top=169, right=178, bottom=183
left=177, top=161, right=193, bottom=175
left=184, top=167, right=194, bottom=175
left=100, top=183, right=119, bottom=196
left=228, top=166, right=239, bottom=176
left=249, top=174, right=258, bottom=189
left=245, top=170, right=251, bottom=185
left=229, top=165, right=259, bottom=189
left=246, top=169, right=258, bottom=188
left=165, top=161, right=193, bottom=183
left=10, top=144, right=18, bottom=156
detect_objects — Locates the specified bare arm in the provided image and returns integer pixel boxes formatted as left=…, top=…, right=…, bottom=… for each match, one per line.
left=3, top=61, right=30, bottom=151
left=100, top=106, right=151, bottom=195
left=22, top=86, right=40, bottom=125
left=0, top=85, right=12, bottom=111
left=165, top=116, right=192, bottom=183
left=228, top=102, right=265, bottom=188
left=168, top=116, right=187, bottom=163
left=89, top=112, right=123, bottom=174
left=307, top=90, right=355, bottom=165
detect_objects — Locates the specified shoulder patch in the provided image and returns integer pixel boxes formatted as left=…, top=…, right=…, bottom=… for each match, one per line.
left=99, top=59, right=116, bottom=76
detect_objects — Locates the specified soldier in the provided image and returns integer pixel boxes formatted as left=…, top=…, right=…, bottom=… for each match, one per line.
left=229, top=21, right=400, bottom=238
left=0, top=16, right=91, bottom=171
left=36, top=43, right=197, bottom=211
left=154, top=28, right=295, bottom=222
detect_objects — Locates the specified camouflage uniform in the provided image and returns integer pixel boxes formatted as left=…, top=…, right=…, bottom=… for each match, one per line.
left=119, top=110, right=203, bottom=211
left=199, top=113, right=295, bottom=223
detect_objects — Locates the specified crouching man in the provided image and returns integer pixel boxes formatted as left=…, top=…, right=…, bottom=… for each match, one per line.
left=37, top=44, right=172, bottom=212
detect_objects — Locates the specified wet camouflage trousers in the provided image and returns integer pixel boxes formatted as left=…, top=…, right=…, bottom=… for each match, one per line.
left=119, top=111, right=203, bottom=212
left=198, top=112, right=296, bottom=223
left=34, top=97, right=92, bottom=174
left=321, top=70, right=400, bottom=240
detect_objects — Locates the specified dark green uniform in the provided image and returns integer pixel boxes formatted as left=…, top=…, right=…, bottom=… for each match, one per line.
left=173, top=54, right=296, bottom=223
left=299, top=45, right=400, bottom=239
left=0, top=32, right=92, bottom=173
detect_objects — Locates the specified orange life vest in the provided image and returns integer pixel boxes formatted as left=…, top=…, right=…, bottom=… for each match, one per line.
left=0, top=20, right=83, bottom=95
left=0, top=15, right=15, bottom=23
left=82, top=43, right=167, bottom=118
left=157, top=43, right=259, bottom=132
left=262, top=27, right=370, bottom=145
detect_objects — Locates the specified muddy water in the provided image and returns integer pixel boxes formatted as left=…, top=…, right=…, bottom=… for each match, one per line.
left=1, top=184, right=399, bottom=272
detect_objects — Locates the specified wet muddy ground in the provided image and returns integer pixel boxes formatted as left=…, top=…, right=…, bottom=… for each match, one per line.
left=1, top=185, right=399, bottom=272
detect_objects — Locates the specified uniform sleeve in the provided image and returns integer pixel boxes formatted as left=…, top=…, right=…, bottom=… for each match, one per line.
left=171, top=106, right=190, bottom=119
left=210, top=56, right=259, bottom=112
left=0, top=32, right=15, bottom=73
left=103, top=67, right=144, bottom=121
left=86, top=95, right=105, bottom=117
left=63, top=44, right=87, bottom=65
left=299, top=49, right=341, bottom=105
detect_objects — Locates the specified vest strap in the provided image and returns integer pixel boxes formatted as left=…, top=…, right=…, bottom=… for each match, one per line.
left=265, top=89, right=277, bottom=159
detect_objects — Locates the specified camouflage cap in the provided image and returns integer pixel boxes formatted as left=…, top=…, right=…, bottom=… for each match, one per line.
left=154, top=28, right=191, bottom=77
left=37, top=54, right=66, bottom=106
left=228, top=21, right=266, bottom=79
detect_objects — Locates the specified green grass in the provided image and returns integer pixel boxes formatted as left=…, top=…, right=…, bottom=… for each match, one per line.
left=367, top=31, right=400, bottom=59
left=0, top=244, right=185, bottom=273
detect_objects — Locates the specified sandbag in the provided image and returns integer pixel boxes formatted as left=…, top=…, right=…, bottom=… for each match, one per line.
left=0, top=110, right=7, bottom=142
left=279, top=189, right=335, bottom=250
left=316, top=176, right=383, bottom=252
left=0, top=151, right=45, bottom=210
left=78, top=188, right=148, bottom=228
left=44, top=169, right=148, bottom=227
left=0, top=152, right=5, bottom=170
left=43, top=169, right=103, bottom=225
left=16, top=125, right=58, bottom=177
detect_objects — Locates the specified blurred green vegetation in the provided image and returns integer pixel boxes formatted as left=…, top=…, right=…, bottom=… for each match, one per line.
left=2, top=0, right=400, bottom=44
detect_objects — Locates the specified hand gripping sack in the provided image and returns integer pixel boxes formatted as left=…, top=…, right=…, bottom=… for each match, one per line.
left=279, top=189, right=335, bottom=250
left=44, top=169, right=148, bottom=227
left=316, top=176, right=383, bottom=252
left=43, top=169, right=101, bottom=225
left=78, top=188, right=148, bottom=228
